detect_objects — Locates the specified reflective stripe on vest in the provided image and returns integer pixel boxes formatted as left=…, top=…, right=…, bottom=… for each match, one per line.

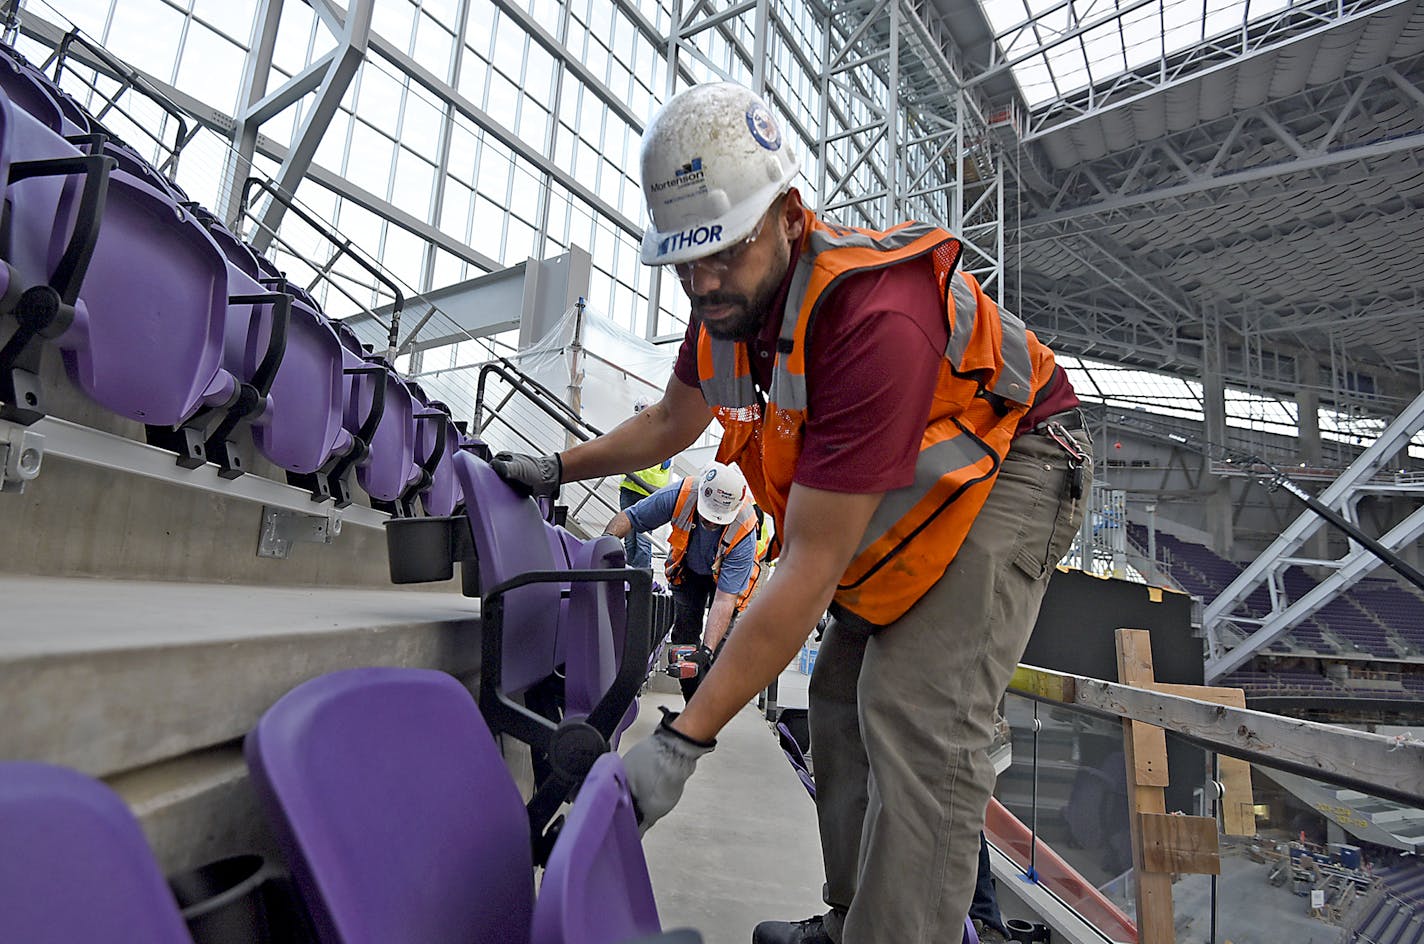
left=698, top=210, right=1055, bottom=625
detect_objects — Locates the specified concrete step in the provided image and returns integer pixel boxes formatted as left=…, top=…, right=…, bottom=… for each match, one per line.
left=1, top=575, right=482, bottom=872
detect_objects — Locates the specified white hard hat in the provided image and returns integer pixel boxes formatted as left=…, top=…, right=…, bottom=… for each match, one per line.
left=632, top=396, right=653, bottom=414
left=639, top=82, right=799, bottom=267
left=696, top=461, right=748, bottom=526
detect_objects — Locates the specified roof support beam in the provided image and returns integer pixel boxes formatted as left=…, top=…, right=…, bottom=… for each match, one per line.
left=1203, top=387, right=1424, bottom=680
left=1022, top=116, right=1424, bottom=231
left=1021, top=0, right=1415, bottom=140
left=218, top=0, right=282, bottom=227
left=249, top=0, right=372, bottom=253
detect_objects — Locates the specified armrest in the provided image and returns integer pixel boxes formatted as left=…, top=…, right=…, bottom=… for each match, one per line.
left=482, top=567, right=650, bottom=745
left=228, top=292, right=290, bottom=396
left=342, top=364, right=387, bottom=444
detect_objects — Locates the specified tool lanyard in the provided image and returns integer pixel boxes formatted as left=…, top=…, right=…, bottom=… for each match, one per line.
left=1044, top=422, right=1087, bottom=500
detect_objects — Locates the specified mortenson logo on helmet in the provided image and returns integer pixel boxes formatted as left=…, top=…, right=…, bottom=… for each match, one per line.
left=658, top=224, right=723, bottom=257
left=651, top=157, right=705, bottom=193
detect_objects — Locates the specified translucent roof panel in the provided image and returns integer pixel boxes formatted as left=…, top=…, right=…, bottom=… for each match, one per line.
left=1060, top=355, right=1424, bottom=459
left=979, top=0, right=1298, bottom=109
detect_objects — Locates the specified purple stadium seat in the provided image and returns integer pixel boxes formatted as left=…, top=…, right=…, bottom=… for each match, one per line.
left=334, top=325, right=416, bottom=508
left=452, top=451, right=651, bottom=835
left=245, top=668, right=535, bottom=944
left=57, top=167, right=243, bottom=429
left=241, top=287, right=354, bottom=492
left=564, top=532, right=627, bottom=721
left=775, top=721, right=817, bottom=800
left=0, top=761, right=193, bottom=944
left=1, top=95, right=114, bottom=424
left=530, top=753, right=663, bottom=944
left=0, top=55, right=78, bottom=135
left=400, top=380, right=455, bottom=517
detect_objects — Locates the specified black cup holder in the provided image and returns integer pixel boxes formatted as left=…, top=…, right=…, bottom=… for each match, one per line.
left=168, top=854, right=270, bottom=944
left=1005, top=917, right=1051, bottom=943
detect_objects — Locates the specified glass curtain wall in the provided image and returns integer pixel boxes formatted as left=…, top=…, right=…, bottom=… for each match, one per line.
left=18, top=0, right=832, bottom=343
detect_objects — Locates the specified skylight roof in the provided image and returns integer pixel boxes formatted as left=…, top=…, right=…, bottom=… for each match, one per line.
left=979, top=0, right=1298, bottom=109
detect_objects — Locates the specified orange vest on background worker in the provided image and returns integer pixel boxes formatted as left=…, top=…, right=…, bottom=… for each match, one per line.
left=696, top=212, right=1056, bottom=626
left=664, top=477, right=761, bottom=611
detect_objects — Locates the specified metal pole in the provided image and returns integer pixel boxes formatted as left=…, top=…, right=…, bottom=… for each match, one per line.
left=1146, top=502, right=1157, bottom=574
left=566, top=298, right=586, bottom=451
left=1273, top=474, right=1424, bottom=594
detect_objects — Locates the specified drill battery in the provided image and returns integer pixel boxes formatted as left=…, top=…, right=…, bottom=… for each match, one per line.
left=666, top=644, right=701, bottom=678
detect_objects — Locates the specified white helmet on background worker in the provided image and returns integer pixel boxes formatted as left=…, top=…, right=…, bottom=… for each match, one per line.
left=632, top=396, right=653, bottom=414
left=696, top=461, right=748, bottom=526
left=639, top=82, right=799, bottom=267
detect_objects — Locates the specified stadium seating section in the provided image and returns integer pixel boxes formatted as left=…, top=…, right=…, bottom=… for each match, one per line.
left=0, top=41, right=689, bottom=944
left=1128, top=523, right=1424, bottom=698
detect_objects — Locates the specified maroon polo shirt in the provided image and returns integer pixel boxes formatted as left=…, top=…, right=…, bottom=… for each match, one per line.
left=673, top=243, right=1078, bottom=494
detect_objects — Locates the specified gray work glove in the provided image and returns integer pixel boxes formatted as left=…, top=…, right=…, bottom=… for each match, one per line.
left=488, top=451, right=561, bottom=498
left=623, top=707, right=715, bottom=834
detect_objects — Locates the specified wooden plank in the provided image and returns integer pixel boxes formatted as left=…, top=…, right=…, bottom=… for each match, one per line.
left=1140, top=813, right=1221, bottom=875
left=1008, top=664, right=1076, bottom=704
left=1152, top=683, right=1256, bottom=837
left=1116, top=628, right=1175, bottom=944
left=1118, top=631, right=1170, bottom=788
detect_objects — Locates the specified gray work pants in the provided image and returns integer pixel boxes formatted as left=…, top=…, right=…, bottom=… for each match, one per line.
left=809, top=427, right=1091, bottom=944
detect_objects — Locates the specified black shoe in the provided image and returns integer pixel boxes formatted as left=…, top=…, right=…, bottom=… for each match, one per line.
left=752, top=914, right=835, bottom=944
left=973, top=918, right=1010, bottom=943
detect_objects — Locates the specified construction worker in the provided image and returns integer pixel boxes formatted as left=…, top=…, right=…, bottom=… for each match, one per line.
left=604, top=461, right=759, bottom=701
left=490, top=81, right=1090, bottom=943
left=618, top=397, right=674, bottom=570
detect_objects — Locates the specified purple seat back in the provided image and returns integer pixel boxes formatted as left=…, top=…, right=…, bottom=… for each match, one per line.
left=0, top=761, right=193, bottom=944
left=245, top=667, right=534, bottom=944
left=546, top=523, right=575, bottom=665
left=100, top=140, right=180, bottom=201
left=251, top=297, right=349, bottom=473
left=564, top=535, right=625, bottom=720
left=415, top=406, right=461, bottom=516
left=4, top=108, right=85, bottom=289
left=56, top=169, right=236, bottom=425
left=0, top=57, right=66, bottom=133
left=454, top=452, right=563, bottom=693
left=530, top=752, right=661, bottom=944
left=776, top=722, right=817, bottom=800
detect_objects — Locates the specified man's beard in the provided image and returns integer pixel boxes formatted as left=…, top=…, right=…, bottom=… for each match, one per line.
left=692, top=241, right=789, bottom=342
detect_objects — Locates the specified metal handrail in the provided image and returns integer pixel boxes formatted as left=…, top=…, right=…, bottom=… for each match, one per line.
left=52, top=28, right=195, bottom=175
left=473, top=359, right=658, bottom=496
left=471, top=359, right=669, bottom=551
left=239, top=177, right=406, bottom=361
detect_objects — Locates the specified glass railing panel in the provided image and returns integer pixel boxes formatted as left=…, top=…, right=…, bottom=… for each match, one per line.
left=991, top=692, right=1139, bottom=942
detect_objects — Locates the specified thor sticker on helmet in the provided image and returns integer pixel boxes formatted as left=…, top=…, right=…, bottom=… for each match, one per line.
left=658, top=224, right=723, bottom=257
left=746, top=105, right=781, bottom=151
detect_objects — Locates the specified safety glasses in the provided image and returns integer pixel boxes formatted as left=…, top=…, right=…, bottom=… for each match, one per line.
left=673, top=212, right=771, bottom=281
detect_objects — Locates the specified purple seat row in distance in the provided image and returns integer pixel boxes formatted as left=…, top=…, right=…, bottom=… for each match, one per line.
left=0, top=70, right=469, bottom=515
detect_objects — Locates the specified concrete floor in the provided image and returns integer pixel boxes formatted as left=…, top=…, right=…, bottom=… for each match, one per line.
left=622, top=672, right=827, bottom=944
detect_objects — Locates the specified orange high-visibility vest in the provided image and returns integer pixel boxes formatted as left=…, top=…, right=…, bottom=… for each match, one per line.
left=696, top=211, right=1057, bottom=625
left=665, top=477, right=760, bottom=610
